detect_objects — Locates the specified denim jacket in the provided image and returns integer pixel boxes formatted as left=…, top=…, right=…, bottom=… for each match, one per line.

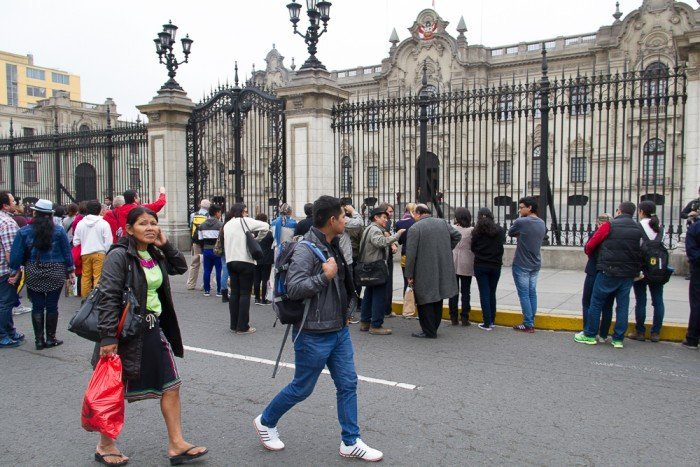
left=9, top=224, right=74, bottom=274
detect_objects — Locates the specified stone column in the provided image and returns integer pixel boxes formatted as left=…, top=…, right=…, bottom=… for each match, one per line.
left=275, top=69, right=351, bottom=215
left=679, top=32, right=700, bottom=201
left=137, top=88, right=194, bottom=251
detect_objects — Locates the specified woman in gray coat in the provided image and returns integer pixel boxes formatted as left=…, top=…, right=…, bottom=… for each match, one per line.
left=449, top=208, right=475, bottom=326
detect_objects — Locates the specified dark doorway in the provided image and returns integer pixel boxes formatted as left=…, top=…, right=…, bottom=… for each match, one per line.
left=75, top=163, right=97, bottom=201
left=416, top=151, right=440, bottom=204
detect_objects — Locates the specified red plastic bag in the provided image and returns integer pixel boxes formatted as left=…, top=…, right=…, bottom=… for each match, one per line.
left=81, top=355, right=125, bottom=439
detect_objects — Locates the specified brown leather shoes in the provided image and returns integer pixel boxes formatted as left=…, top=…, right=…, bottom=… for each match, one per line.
left=359, top=322, right=370, bottom=332
left=369, top=327, right=392, bottom=335
left=650, top=332, right=660, bottom=342
left=628, top=330, right=645, bottom=341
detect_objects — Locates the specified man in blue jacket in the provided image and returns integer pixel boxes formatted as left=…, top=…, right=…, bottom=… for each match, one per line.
left=253, top=196, right=383, bottom=462
left=683, top=219, right=700, bottom=349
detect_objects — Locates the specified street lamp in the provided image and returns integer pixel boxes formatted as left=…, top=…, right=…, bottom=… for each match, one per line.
left=153, top=20, right=193, bottom=90
left=286, top=0, right=332, bottom=70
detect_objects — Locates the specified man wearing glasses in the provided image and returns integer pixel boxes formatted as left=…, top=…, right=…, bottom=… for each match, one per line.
left=508, top=196, right=547, bottom=333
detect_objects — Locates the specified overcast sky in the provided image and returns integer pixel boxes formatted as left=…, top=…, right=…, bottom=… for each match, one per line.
left=1, top=0, right=673, bottom=120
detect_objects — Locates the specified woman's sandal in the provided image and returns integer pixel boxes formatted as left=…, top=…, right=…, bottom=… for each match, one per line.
left=94, top=452, right=129, bottom=466
left=169, top=446, right=209, bottom=466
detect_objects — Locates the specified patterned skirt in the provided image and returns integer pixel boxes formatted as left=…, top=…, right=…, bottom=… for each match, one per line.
left=124, top=315, right=181, bottom=403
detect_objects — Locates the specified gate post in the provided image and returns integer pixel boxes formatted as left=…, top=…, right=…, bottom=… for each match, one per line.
left=137, top=88, right=195, bottom=251
left=275, top=68, right=350, bottom=215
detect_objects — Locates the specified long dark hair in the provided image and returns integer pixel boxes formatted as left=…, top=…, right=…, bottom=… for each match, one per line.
left=226, top=203, right=246, bottom=222
left=473, top=207, right=500, bottom=237
left=454, top=207, right=472, bottom=228
left=32, top=211, right=55, bottom=251
left=638, top=200, right=660, bottom=234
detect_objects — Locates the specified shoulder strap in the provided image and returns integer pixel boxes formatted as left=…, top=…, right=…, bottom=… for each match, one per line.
left=299, top=239, right=327, bottom=263
left=358, top=225, right=372, bottom=260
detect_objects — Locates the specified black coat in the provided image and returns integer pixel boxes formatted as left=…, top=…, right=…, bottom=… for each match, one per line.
left=91, top=238, right=188, bottom=380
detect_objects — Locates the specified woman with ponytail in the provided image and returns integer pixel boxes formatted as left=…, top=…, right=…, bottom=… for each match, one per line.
left=629, top=200, right=666, bottom=342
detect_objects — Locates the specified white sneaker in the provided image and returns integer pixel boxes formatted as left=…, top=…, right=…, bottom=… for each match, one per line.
left=477, top=323, right=492, bottom=331
left=253, top=414, right=284, bottom=451
left=12, top=306, right=31, bottom=316
left=339, top=438, right=383, bottom=462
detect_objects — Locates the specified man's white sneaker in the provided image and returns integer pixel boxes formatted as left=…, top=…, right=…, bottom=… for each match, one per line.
left=253, top=415, right=284, bottom=451
left=339, top=438, right=383, bottom=462
left=12, top=306, right=31, bottom=316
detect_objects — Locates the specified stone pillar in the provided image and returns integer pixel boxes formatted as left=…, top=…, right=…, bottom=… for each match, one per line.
left=275, top=69, right=351, bottom=215
left=137, top=88, right=194, bottom=251
left=679, top=32, right=700, bottom=201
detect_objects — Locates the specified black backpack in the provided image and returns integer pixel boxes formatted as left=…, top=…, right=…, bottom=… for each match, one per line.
left=641, top=234, right=672, bottom=284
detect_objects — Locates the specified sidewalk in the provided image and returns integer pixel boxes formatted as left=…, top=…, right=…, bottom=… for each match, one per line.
left=389, top=264, right=690, bottom=341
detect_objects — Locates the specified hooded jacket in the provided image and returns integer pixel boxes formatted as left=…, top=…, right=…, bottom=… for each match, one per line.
left=73, top=214, right=113, bottom=255
left=91, top=238, right=187, bottom=380
left=112, top=193, right=167, bottom=239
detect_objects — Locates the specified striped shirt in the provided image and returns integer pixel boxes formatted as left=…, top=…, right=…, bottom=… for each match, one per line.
left=0, top=210, right=19, bottom=276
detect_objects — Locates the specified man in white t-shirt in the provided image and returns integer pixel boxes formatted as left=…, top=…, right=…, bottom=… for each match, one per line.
left=73, top=200, right=113, bottom=298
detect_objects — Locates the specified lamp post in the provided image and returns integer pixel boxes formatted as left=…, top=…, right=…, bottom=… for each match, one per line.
left=153, top=20, right=193, bottom=90
left=286, top=0, right=332, bottom=70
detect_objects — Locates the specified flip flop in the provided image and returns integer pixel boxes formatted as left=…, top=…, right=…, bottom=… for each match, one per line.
left=169, top=446, right=209, bottom=466
left=94, top=452, right=129, bottom=466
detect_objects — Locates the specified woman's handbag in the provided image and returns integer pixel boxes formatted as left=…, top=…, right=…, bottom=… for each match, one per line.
left=241, top=218, right=264, bottom=261
left=353, top=227, right=389, bottom=287
left=68, top=263, right=143, bottom=342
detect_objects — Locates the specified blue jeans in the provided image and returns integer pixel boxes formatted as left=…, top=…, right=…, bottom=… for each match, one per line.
left=360, top=281, right=388, bottom=328
left=28, top=288, right=61, bottom=318
left=220, top=255, right=229, bottom=291
left=512, top=264, right=539, bottom=328
left=202, top=249, right=222, bottom=294
left=633, top=279, right=665, bottom=334
left=582, top=273, right=614, bottom=338
left=584, top=273, right=633, bottom=341
left=0, top=275, right=18, bottom=340
left=261, top=326, right=360, bottom=445
left=474, top=266, right=500, bottom=327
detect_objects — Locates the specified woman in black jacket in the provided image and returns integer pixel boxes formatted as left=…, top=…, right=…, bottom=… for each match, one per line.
left=470, top=207, right=505, bottom=331
left=92, top=206, right=207, bottom=466
left=253, top=213, right=275, bottom=305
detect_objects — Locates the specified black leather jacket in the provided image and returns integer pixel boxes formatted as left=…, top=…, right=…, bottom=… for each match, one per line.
left=91, top=238, right=187, bottom=380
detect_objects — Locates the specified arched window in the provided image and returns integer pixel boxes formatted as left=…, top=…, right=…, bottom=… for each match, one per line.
left=79, top=123, right=90, bottom=132
left=497, top=91, right=514, bottom=121
left=643, top=62, right=669, bottom=104
left=531, top=146, right=541, bottom=189
left=643, top=138, right=665, bottom=186
left=341, top=156, right=352, bottom=192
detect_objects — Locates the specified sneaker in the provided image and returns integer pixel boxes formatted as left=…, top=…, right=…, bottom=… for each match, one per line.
left=650, top=332, right=660, bottom=343
left=340, top=438, right=383, bottom=462
left=477, top=323, right=492, bottom=331
left=236, top=327, right=256, bottom=335
left=254, top=299, right=262, bottom=305
left=359, top=322, right=370, bottom=332
left=596, top=335, right=611, bottom=344
left=348, top=316, right=360, bottom=324
left=203, top=292, right=211, bottom=297
left=253, top=415, right=285, bottom=451
left=216, top=292, right=222, bottom=297
left=261, top=300, right=272, bottom=306
left=681, top=339, right=698, bottom=349
left=611, top=339, right=624, bottom=349
left=12, top=305, right=31, bottom=316
left=513, top=324, right=535, bottom=333
left=369, top=326, right=392, bottom=335
left=0, top=337, right=21, bottom=348
left=574, top=332, right=597, bottom=345
left=9, top=331, right=24, bottom=342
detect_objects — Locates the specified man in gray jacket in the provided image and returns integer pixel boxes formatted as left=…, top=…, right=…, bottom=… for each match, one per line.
left=404, top=204, right=461, bottom=338
left=254, top=196, right=383, bottom=462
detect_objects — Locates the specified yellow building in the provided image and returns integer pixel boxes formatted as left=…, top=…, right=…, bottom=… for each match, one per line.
left=0, top=50, right=80, bottom=107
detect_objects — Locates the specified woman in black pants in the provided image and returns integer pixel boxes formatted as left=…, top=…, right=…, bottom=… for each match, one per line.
left=470, top=208, right=505, bottom=331
left=222, top=204, right=269, bottom=334
left=253, top=213, right=274, bottom=305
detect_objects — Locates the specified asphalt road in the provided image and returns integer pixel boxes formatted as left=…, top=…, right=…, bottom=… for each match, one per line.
left=2, top=286, right=698, bottom=466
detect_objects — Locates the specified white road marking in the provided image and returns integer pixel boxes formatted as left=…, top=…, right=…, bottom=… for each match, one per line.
left=184, top=345, right=419, bottom=390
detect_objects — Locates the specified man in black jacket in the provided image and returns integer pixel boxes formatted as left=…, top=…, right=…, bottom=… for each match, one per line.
left=253, top=196, right=383, bottom=462
left=293, top=202, right=314, bottom=237
left=575, top=202, right=643, bottom=348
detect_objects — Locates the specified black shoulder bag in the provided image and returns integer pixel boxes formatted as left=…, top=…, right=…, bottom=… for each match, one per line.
left=241, top=218, right=264, bottom=261
left=353, top=226, right=389, bottom=287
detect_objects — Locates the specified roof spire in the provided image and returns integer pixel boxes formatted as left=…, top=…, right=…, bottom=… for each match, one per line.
left=613, top=2, right=623, bottom=23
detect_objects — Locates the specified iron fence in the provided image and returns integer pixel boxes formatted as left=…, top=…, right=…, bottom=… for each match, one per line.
left=331, top=55, right=687, bottom=247
left=0, top=119, right=149, bottom=206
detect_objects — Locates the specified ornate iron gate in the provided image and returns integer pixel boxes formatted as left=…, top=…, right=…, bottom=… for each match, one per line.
left=186, top=76, right=286, bottom=219
left=331, top=52, right=687, bottom=247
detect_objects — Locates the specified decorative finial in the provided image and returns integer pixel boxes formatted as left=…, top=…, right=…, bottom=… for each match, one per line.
left=234, top=61, right=239, bottom=87
left=9, top=118, right=13, bottom=138
left=389, top=28, right=399, bottom=45
left=613, top=2, right=622, bottom=23
left=422, top=60, right=428, bottom=87
left=541, top=43, right=549, bottom=77
left=106, top=107, right=112, bottom=129
left=290, top=57, right=296, bottom=71
left=457, top=16, right=467, bottom=37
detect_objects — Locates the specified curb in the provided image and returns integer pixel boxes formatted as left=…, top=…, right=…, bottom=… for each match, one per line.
left=391, top=301, right=687, bottom=343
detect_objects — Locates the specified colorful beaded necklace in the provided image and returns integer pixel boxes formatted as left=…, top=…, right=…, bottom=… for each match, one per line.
left=139, top=251, right=157, bottom=269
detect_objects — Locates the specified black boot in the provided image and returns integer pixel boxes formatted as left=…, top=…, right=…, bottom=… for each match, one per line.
left=31, top=313, right=45, bottom=350
left=45, top=314, right=63, bottom=348
left=221, top=289, right=229, bottom=303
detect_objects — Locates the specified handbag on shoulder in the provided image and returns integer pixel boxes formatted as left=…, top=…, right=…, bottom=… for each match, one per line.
left=68, top=263, right=143, bottom=342
left=353, top=227, right=389, bottom=287
left=241, top=218, right=264, bottom=261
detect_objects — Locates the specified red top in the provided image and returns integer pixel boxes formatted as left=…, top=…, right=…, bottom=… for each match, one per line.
left=112, top=193, right=167, bottom=239
left=584, top=221, right=611, bottom=256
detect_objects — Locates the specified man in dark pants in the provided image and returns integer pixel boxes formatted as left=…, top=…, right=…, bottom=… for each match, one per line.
left=575, top=202, right=643, bottom=349
left=377, top=203, right=397, bottom=318
left=404, top=204, right=461, bottom=338
left=682, top=219, right=700, bottom=349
